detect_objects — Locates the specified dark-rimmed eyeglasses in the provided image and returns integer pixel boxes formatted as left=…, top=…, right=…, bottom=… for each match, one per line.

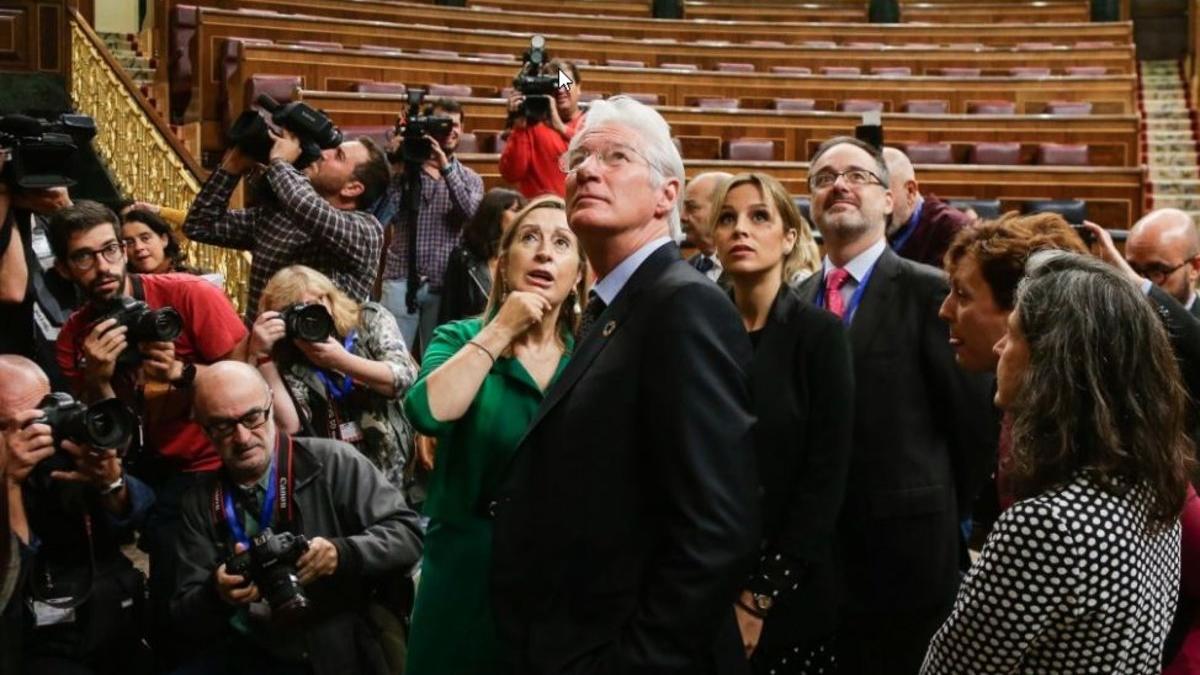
left=67, top=241, right=124, bottom=271
left=808, top=168, right=885, bottom=191
left=202, top=399, right=273, bottom=440
left=1130, top=258, right=1196, bottom=284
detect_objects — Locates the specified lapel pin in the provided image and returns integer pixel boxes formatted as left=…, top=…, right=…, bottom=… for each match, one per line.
left=602, top=320, right=617, bottom=337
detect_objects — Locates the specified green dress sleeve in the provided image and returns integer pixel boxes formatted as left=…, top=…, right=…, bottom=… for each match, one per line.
left=403, top=318, right=483, bottom=437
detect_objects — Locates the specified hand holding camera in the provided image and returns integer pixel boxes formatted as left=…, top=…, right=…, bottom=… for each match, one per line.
left=268, top=129, right=304, bottom=166
left=216, top=542, right=262, bottom=607
left=82, top=318, right=128, bottom=388
left=220, top=146, right=257, bottom=176
left=249, top=311, right=288, bottom=363
left=2, top=411, right=55, bottom=485
left=295, top=536, right=339, bottom=586
left=139, top=339, right=182, bottom=384
left=47, top=439, right=122, bottom=493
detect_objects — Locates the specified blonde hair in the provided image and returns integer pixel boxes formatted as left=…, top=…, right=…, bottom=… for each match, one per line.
left=482, top=195, right=589, bottom=339
left=259, top=265, right=361, bottom=337
left=709, top=172, right=820, bottom=281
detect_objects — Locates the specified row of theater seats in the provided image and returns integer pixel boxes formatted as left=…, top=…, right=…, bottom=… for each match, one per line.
left=789, top=197, right=1091, bottom=229
left=345, top=80, right=1099, bottom=116
left=232, top=72, right=1102, bottom=165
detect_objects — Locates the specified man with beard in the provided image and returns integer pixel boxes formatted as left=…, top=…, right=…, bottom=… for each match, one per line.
left=377, top=97, right=484, bottom=353
left=184, top=129, right=390, bottom=322
left=500, top=59, right=587, bottom=199
left=50, top=201, right=247, bottom=669
left=795, top=137, right=998, bottom=674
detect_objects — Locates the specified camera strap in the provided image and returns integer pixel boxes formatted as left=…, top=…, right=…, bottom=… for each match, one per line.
left=211, top=433, right=296, bottom=548
left=129, top=274, right=146, bottom=302
left=314, top=330, right=358, bottom=402
left=28, top=510, right=97, bottom=611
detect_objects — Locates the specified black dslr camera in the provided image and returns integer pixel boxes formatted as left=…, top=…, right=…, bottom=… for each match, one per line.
left=28, top=393, right=136, bottom=486
left=94, top=295, right=184, bottom=365
left=514, top=35, right=558, bottom=123
left=226, top=528, right=311, bottom=620
left=388, top=89, right=454, bottom=165
left=0, top=113, right=97, bottom=189
left=281, top=302, right=334, bottom=343
left=227, top=94, right=343, bottom=170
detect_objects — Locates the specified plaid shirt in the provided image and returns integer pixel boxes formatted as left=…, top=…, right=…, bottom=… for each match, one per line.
left=379, top=160, right=484, bottom=289
left=184, top=160, right=383, bottom=322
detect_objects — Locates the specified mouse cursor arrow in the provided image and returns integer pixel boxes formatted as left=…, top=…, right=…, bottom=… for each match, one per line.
left=557, top=69, right=573, bottom=92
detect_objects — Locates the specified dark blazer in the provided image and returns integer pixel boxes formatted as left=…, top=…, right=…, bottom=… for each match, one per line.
left=492, top=242, right=760, bottom=675
left=1147, top=285, right=1200, bottom=444
left=796, top=247, right=998, bottom=618
left=746, top=286, right=855, bottom=662
left=1189, top=294, right=1200, bottom=321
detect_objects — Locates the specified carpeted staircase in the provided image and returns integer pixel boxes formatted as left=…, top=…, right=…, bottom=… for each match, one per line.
left=1139, top=60, right=1200, bottom=220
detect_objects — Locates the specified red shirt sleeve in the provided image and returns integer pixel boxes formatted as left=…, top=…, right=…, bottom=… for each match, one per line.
left=55, top=310, right=88, bottom=395
left=499, top=126, right=534, bottom=186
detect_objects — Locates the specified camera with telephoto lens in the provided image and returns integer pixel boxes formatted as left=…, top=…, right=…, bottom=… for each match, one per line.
left=27, top=393, right=135, bottom=486
left=387, top=88, right=454, bottom=165
left=0, top=113, right=97, bottom=190
left=227, top=94, right=343, bottom=171
left=281, top=302, right=334, bottom=342
left=514, top=35, right=557, bottom=123
left=225, top=528, right=311, bottom=620
left=94, top=295, right=184, bottom=365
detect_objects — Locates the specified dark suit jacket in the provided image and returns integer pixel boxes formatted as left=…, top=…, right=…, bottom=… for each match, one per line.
left=1148, top=286, right=1200, bottom=445
left=796, top=247, right=998, bottom=618
left=747, top=286, right=855, bottom=659
left=889, top=194, right=973, bottom=270
left=492, top=242, right=760, bottom=675
left=1189, top=295, right=1200, bottom=321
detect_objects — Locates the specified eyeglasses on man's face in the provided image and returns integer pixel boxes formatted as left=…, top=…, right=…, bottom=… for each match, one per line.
left=807, top=168, right=886, bottom=191
left=67, top=240, right=124, bottom=272
left=559, top=144, right=650, bottom=174
left=203, top=399, right=273, bottom=440
left=1129, top=258, right=1196, bottom=284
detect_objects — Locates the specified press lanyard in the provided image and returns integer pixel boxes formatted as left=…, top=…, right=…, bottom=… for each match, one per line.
left=219, top=433, right=293, bottom=548
left=815, top=263, right=878, bottom=326
left=315, top=330, right=358, bottom=402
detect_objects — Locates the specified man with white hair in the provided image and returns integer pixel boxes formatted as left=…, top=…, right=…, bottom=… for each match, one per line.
left=491, top=96, right=759, bottom=674
left=882, top=147, right=973, bottom=269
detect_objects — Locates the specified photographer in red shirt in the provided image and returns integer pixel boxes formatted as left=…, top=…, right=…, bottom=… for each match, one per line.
left=499, top=58, right=586, bottom=198
left=50, top=201, right=246, bottom=670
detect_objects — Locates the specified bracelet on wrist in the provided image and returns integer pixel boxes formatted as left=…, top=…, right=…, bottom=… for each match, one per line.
left=466, top=340, right=496, bottom=365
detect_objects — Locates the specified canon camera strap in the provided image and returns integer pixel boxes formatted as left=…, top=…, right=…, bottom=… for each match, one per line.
left=210, top=433, right=297, bottom=548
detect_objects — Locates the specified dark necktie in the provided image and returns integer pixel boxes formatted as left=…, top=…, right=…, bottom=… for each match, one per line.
left=695, top=256, right=714, bottom=274
left=578, top=291, right=606, bottom=341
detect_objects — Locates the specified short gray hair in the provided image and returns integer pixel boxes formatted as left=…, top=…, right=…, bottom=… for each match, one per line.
left=570, top=96, right=685, bottom=239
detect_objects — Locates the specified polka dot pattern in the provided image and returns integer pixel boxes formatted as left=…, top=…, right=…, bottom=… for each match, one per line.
left=921, top=473, right=1180, bottom=674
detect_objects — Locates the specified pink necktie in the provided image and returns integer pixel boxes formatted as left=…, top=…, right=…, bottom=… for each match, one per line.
left=825, top=267, right=851, bottom=319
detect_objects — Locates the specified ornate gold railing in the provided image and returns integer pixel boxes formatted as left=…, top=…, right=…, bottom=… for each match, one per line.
left=68, top=11, right=252, bottom=313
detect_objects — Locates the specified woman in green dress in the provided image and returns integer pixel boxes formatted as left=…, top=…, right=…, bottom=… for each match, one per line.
left=403, top=195, right=588, bottom=675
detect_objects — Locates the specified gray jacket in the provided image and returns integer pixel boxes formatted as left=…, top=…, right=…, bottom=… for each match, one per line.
left=171, top=435, right=423, bottom=674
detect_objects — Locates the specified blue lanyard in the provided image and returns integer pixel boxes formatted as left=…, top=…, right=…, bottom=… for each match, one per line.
left=223, top=453, right=278, bottom=549
left=315, top=330, right=357, bottom=402
left=815, top=262, right=878, bottom=325
left=889, top=200, right=923, bottom=253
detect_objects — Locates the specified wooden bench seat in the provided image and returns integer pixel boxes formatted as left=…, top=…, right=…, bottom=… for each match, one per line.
left=455, top=153, right=1145, bottom=229
left=176, top=3, right=1136, bottom=127
left=213, top=44, right=1135, bottom=145
left=293, top=90, right=1142, bottom=167
left=684, top=0, right=1088, bottom=23
left=213, top=0, right=1133, bottom=47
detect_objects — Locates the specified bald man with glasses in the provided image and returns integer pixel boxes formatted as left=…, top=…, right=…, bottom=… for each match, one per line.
left=173, top=361, right=422, bottom=675
left=1125, top=208, right=1200, bottom=318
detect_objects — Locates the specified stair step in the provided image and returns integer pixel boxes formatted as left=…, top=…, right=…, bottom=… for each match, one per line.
left=1148, top=140, right=1198, bottom=151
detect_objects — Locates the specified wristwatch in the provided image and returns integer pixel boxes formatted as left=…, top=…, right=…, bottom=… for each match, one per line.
left=99, top=474, right=125, bottom=496
left=172, top=362, right=197, bottom=388
left=750, top=592, right=774, bottom=614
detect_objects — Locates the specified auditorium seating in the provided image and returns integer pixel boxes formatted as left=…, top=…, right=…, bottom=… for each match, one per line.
left=902, top=143, right=955, bottom=164
left=220, top=0, right=1133, bottom=48
left=294, top=90, right=1142, bottom=167
left=948, top=198, right=1003, bottom=219
left=969, top=142, right=1022, bottom=165
left=1023, top=199, right=1089, bottom=224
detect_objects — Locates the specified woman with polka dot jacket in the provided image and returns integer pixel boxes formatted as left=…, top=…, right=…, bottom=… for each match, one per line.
left=922, top=250, right=1194, bottom=674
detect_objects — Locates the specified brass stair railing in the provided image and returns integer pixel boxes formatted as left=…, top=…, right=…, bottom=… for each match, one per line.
left=69, top=10, right=251, bottom=314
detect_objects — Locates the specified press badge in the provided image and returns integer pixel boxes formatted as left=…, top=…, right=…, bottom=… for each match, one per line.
left=31, top=598, right=76, bottom=626
left=339, top=421, right=364, bottom=444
